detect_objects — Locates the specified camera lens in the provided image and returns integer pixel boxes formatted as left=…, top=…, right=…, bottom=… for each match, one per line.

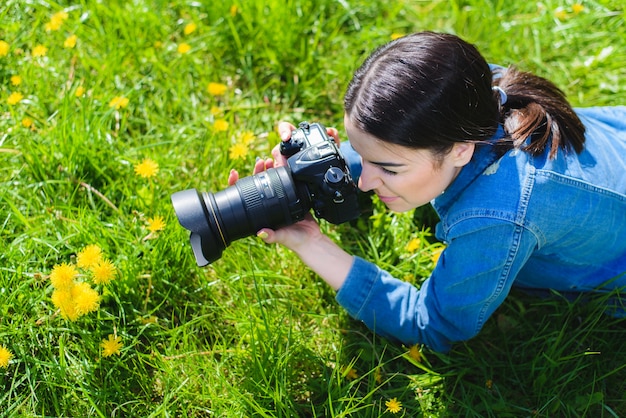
left=171, top=166, right=307, bottom=266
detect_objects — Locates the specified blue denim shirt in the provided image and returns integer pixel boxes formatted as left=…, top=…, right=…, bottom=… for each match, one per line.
left=336, top=106, right=626, bottom=352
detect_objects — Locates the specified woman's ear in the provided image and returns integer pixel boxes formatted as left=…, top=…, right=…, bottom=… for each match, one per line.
left=451, top=142, right=475, bottom=167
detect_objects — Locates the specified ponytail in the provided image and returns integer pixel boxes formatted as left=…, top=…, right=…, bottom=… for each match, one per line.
left=494, top=66, right=585, bottom=158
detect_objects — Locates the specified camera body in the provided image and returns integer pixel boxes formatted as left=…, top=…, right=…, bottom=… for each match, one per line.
left=171, top=121, right=361, bottom=266
left=281, top=122, right=359, bottom=224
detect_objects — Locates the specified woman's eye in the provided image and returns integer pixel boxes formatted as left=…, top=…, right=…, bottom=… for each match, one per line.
left=381, top=167, right=398, bottom=175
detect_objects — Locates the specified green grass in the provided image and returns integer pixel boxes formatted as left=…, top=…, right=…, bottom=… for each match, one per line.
left=1, top=0, right=625, bottom=416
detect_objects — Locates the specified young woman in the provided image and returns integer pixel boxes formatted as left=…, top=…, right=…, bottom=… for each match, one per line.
left=229, top=31, right=626, bottom=353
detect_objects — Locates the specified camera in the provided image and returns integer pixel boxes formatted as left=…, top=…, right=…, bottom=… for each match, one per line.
left=171, top=122, right=362, bottom=266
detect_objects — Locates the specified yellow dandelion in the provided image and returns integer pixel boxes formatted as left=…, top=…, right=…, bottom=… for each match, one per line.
left=405, top=237, right=421, bottom=253
left=486, top=379, right=493, bottom=390
left=76, top=244, right=103, bottom=269
left=385, top=397, right=403, bottom=414
left=183, top=22, right=197, bottom=35
left=210, top=105, right=222, bottom=116
left=134, top=158, right=159, bottom=178
left=50, top=262, right=78, bottom=290
left=7, top=92, right=23, bottom=105
left=431, top=247, right=443, bottom=265
left=0, top=40, right=9, bottom=57
left=10, top=75, right=21, bottom=86
left=408, top=344, right=422, bottom=362
left=75, top=85, right=85, bottom=97
left=72, top=282, right=100, bottom=315
left=32, top=44, right=48, bottom=57
left=554, top=8, right=568, bottom=20
left=229, top=142, right=249, bottom=160
left=177, top=43, right=191, bottom=54
left=230, top=5, right=238, bottom=16
left=109, top=96, right=129, bottom=109
left=391, top=33, right=405, bottom=40
left=101, top=334, right=123, bottom=357
left=239, top=130, right=256, bottom=145
left=207, top=82, right=228, bottom=96
left=147, top=216, right=166, bottom=233
left=46, top=10, right=69, bottom=31
left=0, top=345, right=13, bottom=368
left=22, top=117, right=33, bottom=128
left=213, top=119, right=229, bottom=132
left=572, top=3, right=584, bottom=14
left=64, top=34, right=78, bottom=49
left=51, top=288, right=80, bottom=321
left=91, top=259, right=117, bottom=285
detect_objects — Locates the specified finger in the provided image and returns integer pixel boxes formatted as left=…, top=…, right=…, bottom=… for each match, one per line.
left=264, top=157, right=274, bottom=170
left=327, top=127, right=340, bottom=145
left=228, top=169, right=239, bottom=186
left=256, top=228, right=274, bottom=243
left=252, top=157, right=265, bottom=174
left=277, top=121, right=296, bottom=141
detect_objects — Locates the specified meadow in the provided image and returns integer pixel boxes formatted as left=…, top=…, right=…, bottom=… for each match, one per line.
left=1, top=0, right=626, bottom=416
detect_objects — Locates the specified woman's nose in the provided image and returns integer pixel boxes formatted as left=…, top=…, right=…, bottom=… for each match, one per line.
left=358, top=164, right=382, bottom=192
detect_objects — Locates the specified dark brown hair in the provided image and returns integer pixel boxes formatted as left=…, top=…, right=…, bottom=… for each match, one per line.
left=344, top=31, right=585, bottom=159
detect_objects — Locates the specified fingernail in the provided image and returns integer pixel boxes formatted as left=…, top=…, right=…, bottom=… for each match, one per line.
left=257, top=231, right=269, bottom=240
left=255, top=156, right=261, bottom=162
left=280, top=131, right=290, bottom=141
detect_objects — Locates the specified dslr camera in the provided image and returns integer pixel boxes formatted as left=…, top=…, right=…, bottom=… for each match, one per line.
left=171, top=122, right=361, bottom=266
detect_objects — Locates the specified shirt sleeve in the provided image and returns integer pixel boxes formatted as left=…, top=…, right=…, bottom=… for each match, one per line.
left=335, top=220, right=537, bottom=352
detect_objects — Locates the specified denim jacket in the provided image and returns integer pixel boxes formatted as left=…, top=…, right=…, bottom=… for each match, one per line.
left=336, top=106, right=626, bottom=352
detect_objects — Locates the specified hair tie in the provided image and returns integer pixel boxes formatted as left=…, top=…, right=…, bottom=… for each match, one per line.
left=492, top=86, right=508, bottom=105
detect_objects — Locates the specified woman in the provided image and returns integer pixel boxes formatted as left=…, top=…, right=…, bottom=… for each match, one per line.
left=229, top=31, right=626, bottom=352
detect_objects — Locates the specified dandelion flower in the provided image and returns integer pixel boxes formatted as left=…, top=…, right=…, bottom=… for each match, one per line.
left=77, top=244, right=103, bottom=269
left=134, top=158, right=159, bottom=178
left=109, top=96, right=129, bottom=109
left=101, top=334, right=123, bottom=357
left=408, top=344, right=422, bottom=362
left=64, top=34, right=77, bottom=49
left=147, top=216, right=166, bottom=233
left=431, top=248, right=443, bottom=264
left=238, top=131, right=256, bottom=145
left=210, top=105, right=222, bottom=116
left=554, top=8, right=568, bottom=20
left=213, top=119, right=229, bottom=132
left=22, top=118, right=33, bottom=128
left=10, top=75, right=21, bottom=86
left=207, top=82, right=227, bottom=96
left=72, top=282, right=100, bottom=315
left=0, top=345, right=13, bottom=368
left=91, top=259, right=117, bottom=285
left=183, top=22, right=197, bottom=35
left=230, top=5, right=239, bottom=16
left=177, top=43, right=191, bottom=54
left=32, top=44, right=48, bottom=57
left=50, top=263, right=78, bottom=290
left=0, top=40, right=9, bottom=57
left=51, top=288, right=80, bottom=321
left=572, top=3, right=584, bottom=14
left=405, top=238, right=421, bottom=253
left=75, top=85, right=85, bottom=97
left=229, top=142, right=248, bottom=160
left=46, top=11, right=69, bottom=31
left=385, top=397, right=403, bottom=414
left=7, top=92, right=23, bottom=105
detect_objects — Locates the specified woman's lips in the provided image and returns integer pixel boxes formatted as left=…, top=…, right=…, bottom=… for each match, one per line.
left=376, top=194, right=398, bottom=203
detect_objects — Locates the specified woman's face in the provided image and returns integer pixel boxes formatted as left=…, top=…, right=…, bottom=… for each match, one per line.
left=344, top=114, right=474, bottom=212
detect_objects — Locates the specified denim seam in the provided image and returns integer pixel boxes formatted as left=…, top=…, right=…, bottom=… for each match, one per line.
left=475, top=167, right=535, bottom=330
